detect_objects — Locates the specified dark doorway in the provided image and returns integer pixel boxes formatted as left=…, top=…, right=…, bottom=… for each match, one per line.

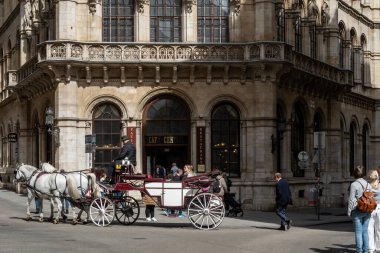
left=145, top=146, right=188, bottom=175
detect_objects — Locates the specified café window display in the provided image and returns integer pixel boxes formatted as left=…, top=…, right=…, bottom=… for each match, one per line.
left=93, top=103, right=122, bottom=170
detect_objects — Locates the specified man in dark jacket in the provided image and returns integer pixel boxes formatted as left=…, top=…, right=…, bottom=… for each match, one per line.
left=274, top=172, right=292, bottom=231
left=113, top=135, right=136, bottom=166
left=110, top=135, right=136, bottom=182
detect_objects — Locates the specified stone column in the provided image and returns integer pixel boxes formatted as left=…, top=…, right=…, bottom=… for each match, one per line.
left=284, top=10, right=299, bottom=48
left=316, top=28, right=325, bottom=62
left=182, top=0, right=197, bottom=42
left=326, top=29, right=339, bottom=67
left=136, top=0, right=150, bottom=41
left=252, top=0, right=276, bottom=41
left=56, top=0, right=77, bottom=40
left=55, top=80, right=80, bottom=171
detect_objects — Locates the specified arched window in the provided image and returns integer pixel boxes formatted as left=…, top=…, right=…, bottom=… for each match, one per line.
left=277, top=8, right=285, bottom=42
left=33, top=116, right=40, bottom=168
left=197, top=0, right=229, bottom=43
left=313, top=112, right=323, bottom=177
left=7, top=123, right=12, bottom=165
left=362, top=124, right=369, bottom=172
left=143, top=96, right=190, bottom=173
left=291, top=105, right=305, bottom=177
left=211, top=103, right=240, bottom=177
left=93, top=103, right=122, bottom=170
left=151, top=0, right=182, bottom=42
left=44, top=107, right=53, bottom=164
left=350, top=29, right=357, bottom=72
left=145, top=97, right=189, bottom=135
left=361, top=34, right=367, bottom=85
left=349, top=122, right=356, bottom=176
left=340, top=118, right=345, bottom=173
left=275, top=105, right=286, bottom=172
left=295, top=16, right=302, bottom=53
left=102, top=0, right=135, bottom=42
left=0, top=127, right=3, bottom=166
left=0, top=48, right=3, bottom=92
left=338, top=23, right=345, bottom=68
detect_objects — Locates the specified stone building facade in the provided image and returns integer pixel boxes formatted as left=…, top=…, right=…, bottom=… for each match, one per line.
left=0, top=0, right=380, bottom=210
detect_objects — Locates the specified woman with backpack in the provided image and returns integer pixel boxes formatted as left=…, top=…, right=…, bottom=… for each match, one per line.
left=210, top=168, right=228, bottom=197
left=368, top=169, right=380, bottom=253
left=348, top=165, right=372, bottom=253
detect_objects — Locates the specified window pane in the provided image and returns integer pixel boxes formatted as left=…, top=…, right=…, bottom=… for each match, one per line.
left=93, top=104, right=122, bottom=168
left=211, top=103, right=240, bottom=177
left=103, top=0, right=134, bottom=41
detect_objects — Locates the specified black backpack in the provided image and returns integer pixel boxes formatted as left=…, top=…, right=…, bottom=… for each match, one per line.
left=212, top=178, right=222, bottom=193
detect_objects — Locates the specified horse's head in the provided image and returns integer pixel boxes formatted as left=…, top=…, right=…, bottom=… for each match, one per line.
left=13, top=164, right=31, bottom=183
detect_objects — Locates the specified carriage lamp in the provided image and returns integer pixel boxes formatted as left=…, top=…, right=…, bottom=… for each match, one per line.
left=45, top=106, right=60, bottom=146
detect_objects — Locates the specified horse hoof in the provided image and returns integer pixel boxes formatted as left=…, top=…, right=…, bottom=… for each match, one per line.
left=25, top=217, right=32, bottom=222
left=39, top=219, right=43, bottom=223
left=72, top=220, right=78, bottom=225
left=53, top=219, right=59, bottom=224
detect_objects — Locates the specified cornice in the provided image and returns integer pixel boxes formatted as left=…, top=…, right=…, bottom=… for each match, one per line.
left=340, top=92, right=376, bottom=111
left=338, top=0, right=373, bottom=29
left=0, top=3, right=20, bottom=38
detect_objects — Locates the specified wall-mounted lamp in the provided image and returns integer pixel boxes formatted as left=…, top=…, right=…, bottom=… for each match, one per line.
left=45, top=106, right=60, bottom=146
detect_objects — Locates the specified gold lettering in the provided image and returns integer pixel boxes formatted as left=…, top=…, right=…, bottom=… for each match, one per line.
left=164, top=136, right=175, bottom=144
left=148, top=137, right=158, bottom=144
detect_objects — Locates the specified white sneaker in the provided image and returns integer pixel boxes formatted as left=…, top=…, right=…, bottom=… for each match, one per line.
left=146, top=217, right=152, bottom=222
left=151, top=217, right=158, bottom=222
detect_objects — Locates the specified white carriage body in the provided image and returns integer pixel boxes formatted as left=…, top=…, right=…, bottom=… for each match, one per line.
left=145, top=182, right=198, bottom=207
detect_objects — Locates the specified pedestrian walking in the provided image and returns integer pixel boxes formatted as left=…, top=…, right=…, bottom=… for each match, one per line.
left=348, top=165, right=372, bottom=253
left=368, top=169, right=380, bottom=253
left=274, top=172, right=292, bottom=231
left=142, top=193, right=158, bottom=222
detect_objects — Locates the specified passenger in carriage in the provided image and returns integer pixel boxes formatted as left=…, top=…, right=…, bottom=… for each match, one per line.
left=182, top=164, right=195, bottom=179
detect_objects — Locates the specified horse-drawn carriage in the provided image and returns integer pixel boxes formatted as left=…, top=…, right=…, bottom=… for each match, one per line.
left=14, top=161, right=225, bottom=230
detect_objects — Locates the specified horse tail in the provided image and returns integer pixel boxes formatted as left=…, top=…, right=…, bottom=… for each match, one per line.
left=87, top=173, right=101, bottom=198
left=66, top=175, right=79, bottom=200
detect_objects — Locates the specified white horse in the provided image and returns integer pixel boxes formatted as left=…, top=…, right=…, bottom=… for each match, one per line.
left=13, top=164, right=77, bottom=224
left=41, top=163, right=103, bottom=224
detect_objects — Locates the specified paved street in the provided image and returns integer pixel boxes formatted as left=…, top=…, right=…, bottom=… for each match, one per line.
left=0, top=189, right=355, bottom=253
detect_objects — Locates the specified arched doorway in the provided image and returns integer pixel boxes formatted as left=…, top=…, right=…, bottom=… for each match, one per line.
left=143, top=95, right=190, bottom=176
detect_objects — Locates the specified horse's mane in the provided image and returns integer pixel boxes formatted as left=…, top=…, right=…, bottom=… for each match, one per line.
left=41, top=162, right=58, bottom=173
left=20, top=164, right=38, bottom=172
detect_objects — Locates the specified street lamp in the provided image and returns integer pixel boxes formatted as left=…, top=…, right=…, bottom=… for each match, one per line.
left=45, top=106, right=60, bottom=146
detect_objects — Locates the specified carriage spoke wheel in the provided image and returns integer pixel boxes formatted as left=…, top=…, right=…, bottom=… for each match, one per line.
left=187, top=193, right=225, bottom=230
left=115, top=196, right=140, bottom=225
left=90, top=197, right=115, bottom=227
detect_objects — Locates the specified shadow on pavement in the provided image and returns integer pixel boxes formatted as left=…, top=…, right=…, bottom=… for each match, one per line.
left=309, top=243, right=356, bottom=252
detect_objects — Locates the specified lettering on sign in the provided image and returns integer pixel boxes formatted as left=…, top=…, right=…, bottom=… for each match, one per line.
left=145, top=136, right=187, bottom=145
left=197, top=127, right=205, bottom=167
left=8, top=133, right=18, bottom=143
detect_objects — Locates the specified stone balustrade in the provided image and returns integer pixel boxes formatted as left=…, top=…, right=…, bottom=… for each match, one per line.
left=5, top=41, right=350, bottom=86
left=38, top=41, right=292, bottom=63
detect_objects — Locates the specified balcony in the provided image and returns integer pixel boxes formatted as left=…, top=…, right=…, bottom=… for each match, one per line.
left=37, top=41, right=294, bottom=63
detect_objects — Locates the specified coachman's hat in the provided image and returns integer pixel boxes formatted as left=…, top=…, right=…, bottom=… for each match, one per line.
left=121, top=135, right=129, bottom=141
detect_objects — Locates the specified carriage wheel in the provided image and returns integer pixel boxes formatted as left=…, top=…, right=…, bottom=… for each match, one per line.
left=187, top=193, right=225, bottom=230
left=90, top=197, right=115, bottom=227
left=115, top=196, right=140, bottom=225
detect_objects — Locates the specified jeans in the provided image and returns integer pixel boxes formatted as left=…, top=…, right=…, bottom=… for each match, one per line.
left=275, top=205, right=289, bottom=227
left=368, top=205, right=380, bottom=252
left=352, top=209, right=371, bottom=253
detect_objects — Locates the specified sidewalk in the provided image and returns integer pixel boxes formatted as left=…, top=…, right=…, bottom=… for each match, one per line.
left=151, top=206, right=351, bottom=229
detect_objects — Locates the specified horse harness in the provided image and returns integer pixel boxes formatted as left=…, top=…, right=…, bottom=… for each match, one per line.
left=25, top=170, right=69, bottom=199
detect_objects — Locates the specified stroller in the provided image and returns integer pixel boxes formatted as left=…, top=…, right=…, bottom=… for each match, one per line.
left=224, top=192, right=244, bottom=217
